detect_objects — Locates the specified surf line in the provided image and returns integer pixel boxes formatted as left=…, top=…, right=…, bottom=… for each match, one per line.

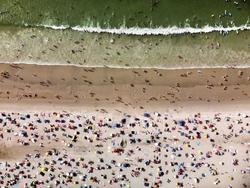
left=34, top=24, right=250, bottom=35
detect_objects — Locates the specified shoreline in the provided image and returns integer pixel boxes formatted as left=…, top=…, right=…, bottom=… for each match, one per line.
left=3, top=61, right=250, bottom=70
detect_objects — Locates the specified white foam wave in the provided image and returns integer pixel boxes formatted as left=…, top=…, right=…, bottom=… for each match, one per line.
left=2, top=60, right=250, bottom=70
left=37, top=24, right=250, bottom=35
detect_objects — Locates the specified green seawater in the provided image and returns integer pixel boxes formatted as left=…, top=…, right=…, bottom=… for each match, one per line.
left=0, top=25, right=249, bottom=68
left=0, top=0, right=249, bottom=28
left=0, top=1, right=249, bottom=68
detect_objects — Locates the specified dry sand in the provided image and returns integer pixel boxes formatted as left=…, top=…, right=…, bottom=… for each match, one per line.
left=0, top=63, right=249, bottom=188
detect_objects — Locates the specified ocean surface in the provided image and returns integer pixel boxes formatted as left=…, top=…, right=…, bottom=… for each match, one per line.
left=0, top=1, right=249, bottom=69
left=0, top=0, right=249, bottom=35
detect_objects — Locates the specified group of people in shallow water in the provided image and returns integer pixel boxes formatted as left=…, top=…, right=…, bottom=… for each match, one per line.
left=0, top=111, right=249, bottom=188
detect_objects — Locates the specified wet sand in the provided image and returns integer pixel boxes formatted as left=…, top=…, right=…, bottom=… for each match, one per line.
left=0, top=63, right=249, bottom=187
left=1, top=63, right=250, bottom=105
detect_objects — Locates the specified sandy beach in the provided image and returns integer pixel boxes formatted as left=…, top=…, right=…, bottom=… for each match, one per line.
left=0, top=0, right=249, bottom=187
left=0, top=63, right=249, bottom=187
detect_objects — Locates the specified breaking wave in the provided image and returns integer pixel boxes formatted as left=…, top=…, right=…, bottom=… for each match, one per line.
left=34, top=23, right=250, bottom=35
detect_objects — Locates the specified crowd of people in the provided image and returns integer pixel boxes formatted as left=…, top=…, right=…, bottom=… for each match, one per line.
left=0, top=111, right=249, bottom=187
